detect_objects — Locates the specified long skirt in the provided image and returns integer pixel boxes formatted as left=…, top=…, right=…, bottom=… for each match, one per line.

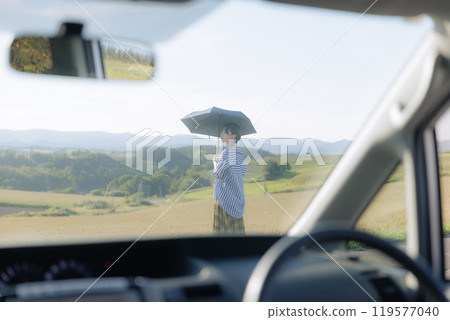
left=213, top=201, right=245, bottom=235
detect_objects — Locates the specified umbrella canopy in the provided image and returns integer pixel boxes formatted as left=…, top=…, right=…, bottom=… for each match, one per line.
left=181, top=107, right=256, bottom=137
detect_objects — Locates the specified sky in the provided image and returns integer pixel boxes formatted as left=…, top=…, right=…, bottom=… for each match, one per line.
left=0, top=0, right=433, bottom=142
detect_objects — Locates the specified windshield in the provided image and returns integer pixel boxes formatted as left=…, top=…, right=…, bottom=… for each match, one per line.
left=0, top=0, right=431, bottom=246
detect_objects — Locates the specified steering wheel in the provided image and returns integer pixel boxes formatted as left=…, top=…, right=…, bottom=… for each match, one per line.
left=243, top=229, right=447, bottom=302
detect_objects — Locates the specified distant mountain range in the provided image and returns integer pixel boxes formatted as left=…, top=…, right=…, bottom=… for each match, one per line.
left=0, top=129, right=352, bottom=155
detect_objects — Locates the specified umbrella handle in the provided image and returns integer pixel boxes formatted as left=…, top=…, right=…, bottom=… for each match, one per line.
left=218, top=115, right=222, bottom=150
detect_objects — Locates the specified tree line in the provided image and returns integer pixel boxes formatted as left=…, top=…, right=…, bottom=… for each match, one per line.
left=9, top=37, right=53, bottom=74
left=101, top=45, right=154, bottom=66
left=0, top=147, right=288, bottom=198
left=0, top=148, right=212, bottom=197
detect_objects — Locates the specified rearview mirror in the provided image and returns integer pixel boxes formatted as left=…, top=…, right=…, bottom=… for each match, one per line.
left=9, top=22, right=155, bottom=80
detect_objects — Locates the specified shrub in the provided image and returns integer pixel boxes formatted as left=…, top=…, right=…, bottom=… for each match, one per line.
left=74, top=200, right=112, bottom=210
left=126, top=194, right=152, bottom=206
left=264, top=158, right=291, bottom=180
left=90, top=189, right=104, bottom=196
left=15, top=206, right=78, bottom=217
left=56, top=186, right=78, bottom=194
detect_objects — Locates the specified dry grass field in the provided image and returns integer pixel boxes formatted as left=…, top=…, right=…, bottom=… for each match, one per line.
left=0, top=188, right=318, bottom=246
left=0, top=189, right=123, bottom=208
left=2, top=155, right=450, bottom=247
left=356, top=180, right=407, bottom=240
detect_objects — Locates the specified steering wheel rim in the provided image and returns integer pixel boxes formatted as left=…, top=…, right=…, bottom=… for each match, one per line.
left=243, top=229, right=447, bottom=302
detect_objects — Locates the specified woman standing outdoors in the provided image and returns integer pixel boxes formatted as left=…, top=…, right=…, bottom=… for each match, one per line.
left=212, top=123, right=247, bottom=234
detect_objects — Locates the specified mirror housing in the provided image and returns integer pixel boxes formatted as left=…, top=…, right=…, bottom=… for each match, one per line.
left=9, top=22, right=155, bottom=80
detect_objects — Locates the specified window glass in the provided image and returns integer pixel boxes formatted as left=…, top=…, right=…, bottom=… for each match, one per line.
left=0, top=1, right=430, bottom=246
left=435, top=109, right=450, bottom=279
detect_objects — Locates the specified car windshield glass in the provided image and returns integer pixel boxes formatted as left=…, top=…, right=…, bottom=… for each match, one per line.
left=0, top=0, right=431, bottom=246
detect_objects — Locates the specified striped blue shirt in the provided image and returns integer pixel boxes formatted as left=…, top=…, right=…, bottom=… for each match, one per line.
left=212, top=147, right=246, bottom=218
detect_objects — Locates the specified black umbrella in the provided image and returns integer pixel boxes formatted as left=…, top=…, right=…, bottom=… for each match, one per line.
left=181, top=106, right=256, bottom=138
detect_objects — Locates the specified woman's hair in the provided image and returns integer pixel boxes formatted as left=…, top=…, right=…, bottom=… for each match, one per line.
left=222, top=122, right=241, bottom=142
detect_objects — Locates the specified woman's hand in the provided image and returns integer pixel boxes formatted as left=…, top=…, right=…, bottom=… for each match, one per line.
left=213, top=153, right=220, bottom=169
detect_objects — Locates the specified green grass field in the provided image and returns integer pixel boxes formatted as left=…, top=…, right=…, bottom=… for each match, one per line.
left=103, top=58, right=154, bottom=80
left=183, top=161, right=336, bottom=200
left=2, top=153, right=450, bottom=246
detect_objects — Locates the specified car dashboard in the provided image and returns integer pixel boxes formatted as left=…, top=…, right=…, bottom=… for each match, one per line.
left=0, top=236, right=416, bottom=302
